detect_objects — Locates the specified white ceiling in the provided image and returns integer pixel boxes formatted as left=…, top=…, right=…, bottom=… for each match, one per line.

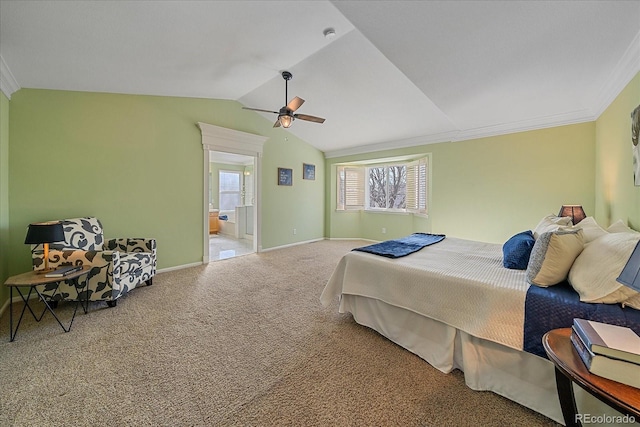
left=1, top=1, right=639, bottom=157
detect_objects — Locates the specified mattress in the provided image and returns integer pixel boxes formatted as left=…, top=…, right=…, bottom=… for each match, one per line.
left=321, top=237, right=529, bottom=350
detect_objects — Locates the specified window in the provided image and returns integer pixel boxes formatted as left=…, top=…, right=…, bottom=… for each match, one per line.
left=219, top=170, right=242, bottom=211
left=368, top=165, right=406, bottom=209
left=337, top=157, right=428, bottom=214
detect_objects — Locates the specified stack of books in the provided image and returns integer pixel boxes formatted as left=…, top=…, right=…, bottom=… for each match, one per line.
left=570, top=318, right=640, bottom=388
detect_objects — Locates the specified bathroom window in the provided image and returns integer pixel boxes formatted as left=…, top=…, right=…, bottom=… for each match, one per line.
left=219, top=170, right=242, bottom=211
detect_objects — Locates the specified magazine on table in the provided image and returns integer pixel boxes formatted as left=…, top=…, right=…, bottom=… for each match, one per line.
left=44, top=265, right=83, bottom=278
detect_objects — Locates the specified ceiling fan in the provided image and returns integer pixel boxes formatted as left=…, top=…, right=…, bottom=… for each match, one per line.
left=242, top=71, right=325, bottom=128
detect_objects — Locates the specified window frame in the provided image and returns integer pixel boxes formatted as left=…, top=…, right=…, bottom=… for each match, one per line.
left=218, top=169, right=242, bottom=211
left=336, top=156, right=429, bottom=216
left=365, top=163, right=408, bottom=212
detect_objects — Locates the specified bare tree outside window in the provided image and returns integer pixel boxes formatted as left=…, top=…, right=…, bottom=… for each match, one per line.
left=369, top=167, right=387, bottom=208
left=388, top=166, right=406, bottom=208
left=368, top=165, right=406, bottom=209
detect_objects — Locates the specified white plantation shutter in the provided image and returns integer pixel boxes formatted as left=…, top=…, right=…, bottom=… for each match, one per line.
left=345, top=167, right=365, bottom=209
left=406, top=164, right=417, bottom=210
left=406, top=157, right=428, bottom=214
left=337, top=166, right=365, bottom=210
left=338, top=158, right=425, bottom=213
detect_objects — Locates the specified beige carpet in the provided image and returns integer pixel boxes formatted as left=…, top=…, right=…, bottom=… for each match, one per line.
left=0, top=240, right=558, bottom=426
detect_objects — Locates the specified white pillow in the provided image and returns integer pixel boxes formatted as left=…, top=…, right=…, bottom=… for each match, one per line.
left=571, top=217, right=608, bottom=244
left=533, top=214, right=573, bottom=239
left=568, top=232, right=640, bottom=303
left=607, top=219, right=639, bottom=234
left=526, top=229, right=584, bottom=287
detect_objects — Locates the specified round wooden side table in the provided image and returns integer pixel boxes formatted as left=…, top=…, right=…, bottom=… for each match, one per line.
left=543, top=328, right=640, bottom=427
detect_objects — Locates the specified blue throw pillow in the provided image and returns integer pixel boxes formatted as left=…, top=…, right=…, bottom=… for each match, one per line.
left=503, top=230, right=535, bottom=270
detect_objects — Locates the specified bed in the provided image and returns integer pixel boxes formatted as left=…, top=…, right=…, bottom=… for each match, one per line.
left=320, top=223, right=640, bottom=425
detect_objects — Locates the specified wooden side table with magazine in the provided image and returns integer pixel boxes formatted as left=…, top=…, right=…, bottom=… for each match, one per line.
left=543, top=328, right=640, bottom=427
left=4, top=266, right=90, bottom=341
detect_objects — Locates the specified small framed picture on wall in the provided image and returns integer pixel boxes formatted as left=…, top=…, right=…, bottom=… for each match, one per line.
left=278, top=167, right=293, bottom=186
left=303, top=163, right=315, bottom=180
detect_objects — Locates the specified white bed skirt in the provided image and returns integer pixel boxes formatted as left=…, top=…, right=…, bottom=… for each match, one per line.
left=340, top=295, right=626, bottom=426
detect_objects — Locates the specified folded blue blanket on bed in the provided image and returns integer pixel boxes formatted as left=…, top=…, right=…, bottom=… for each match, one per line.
left=524, top=282, right=640, bottom=358
left=353, top=233, right=446, bottom=258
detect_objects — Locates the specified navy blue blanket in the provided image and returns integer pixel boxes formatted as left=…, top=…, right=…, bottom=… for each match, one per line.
left=353, top=233, right=446, bottom=258
left=523, top=282, right=640, bottom=358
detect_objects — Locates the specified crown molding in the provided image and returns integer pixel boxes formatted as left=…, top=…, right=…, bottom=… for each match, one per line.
left=592, top=29, right=640, bottom=119
left=324, top=109, right=595, bottom=159
left=324, top=131, right=455, bottom=159
left=451, top=109, right=595, bottom=143
left=0, top=55, right=20, bottom=99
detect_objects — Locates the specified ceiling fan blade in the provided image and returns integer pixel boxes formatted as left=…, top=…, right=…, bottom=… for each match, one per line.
left=286, top=96, right=305, bottom=112
left=273, top=118, right=281, bottom=128
left=243, top=106, right=279, bottom=114
left=294, top=114, right=325, bottom=124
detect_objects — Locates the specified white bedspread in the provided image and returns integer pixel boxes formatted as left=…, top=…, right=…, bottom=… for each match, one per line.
left=320, top=237, right=530, bottom=350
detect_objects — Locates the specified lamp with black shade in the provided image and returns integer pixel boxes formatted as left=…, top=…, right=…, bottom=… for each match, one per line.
left=558, top=205, right=586, bottom=225
left=617, top=240, right=640, bottom=293
left=24, top=221, right=65, bottom=274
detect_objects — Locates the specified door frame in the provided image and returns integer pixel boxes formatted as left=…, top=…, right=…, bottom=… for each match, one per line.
left=197, top=122, right=268, bottom=263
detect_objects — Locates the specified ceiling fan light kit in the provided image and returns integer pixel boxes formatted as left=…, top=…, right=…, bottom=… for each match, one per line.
left=243, top=71, right=325, bottom=129
left=279, top=114, right=293, bottom=128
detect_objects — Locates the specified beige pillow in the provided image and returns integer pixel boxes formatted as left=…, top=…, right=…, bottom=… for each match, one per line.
left=571, top=217, right=607, bottom=244
left=568, top=232, right=640, bottom=302
left=607, top=219, right=639, bottom=234
left=623, top=292, right=640, bottom=310
left=533, top=214, right=573, bottom=239
left=526, top=229, right=584, bottom=287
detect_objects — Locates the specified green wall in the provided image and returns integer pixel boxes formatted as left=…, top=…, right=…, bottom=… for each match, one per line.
left=6, top=89, right=325, bottom=285
left=595, top=72, right=640, bottom=229
left=0, top=91, right=9, bottom=308
left=262, top=137, right=324, bottom=248
left=327, top=122, right=596, bottom=244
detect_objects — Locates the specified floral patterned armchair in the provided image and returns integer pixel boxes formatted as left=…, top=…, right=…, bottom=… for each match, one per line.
left=31, top=217, right=156, bottom=307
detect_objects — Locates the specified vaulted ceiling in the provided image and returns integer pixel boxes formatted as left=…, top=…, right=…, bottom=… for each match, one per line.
left=1, top=1, right=638, bottom=157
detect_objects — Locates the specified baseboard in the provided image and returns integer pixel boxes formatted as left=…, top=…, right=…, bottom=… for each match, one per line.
left=0, top=240, right=361, bottom=314
left=0, top=291, right=40, bottom=318
left=328, top=237, right=377, bottom=242
left=0, top=263, right=202, bottom=317
left=0, top=298, right=8, bottom=318
left=156, top=262, right=203, bottom=274
left=259, top=238, right=325, bottom=252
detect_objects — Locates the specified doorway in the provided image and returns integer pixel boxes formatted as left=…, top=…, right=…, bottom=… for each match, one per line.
left=208, top=151, right=256, bottom=261
left=198, top=122, right=267, bottom=265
